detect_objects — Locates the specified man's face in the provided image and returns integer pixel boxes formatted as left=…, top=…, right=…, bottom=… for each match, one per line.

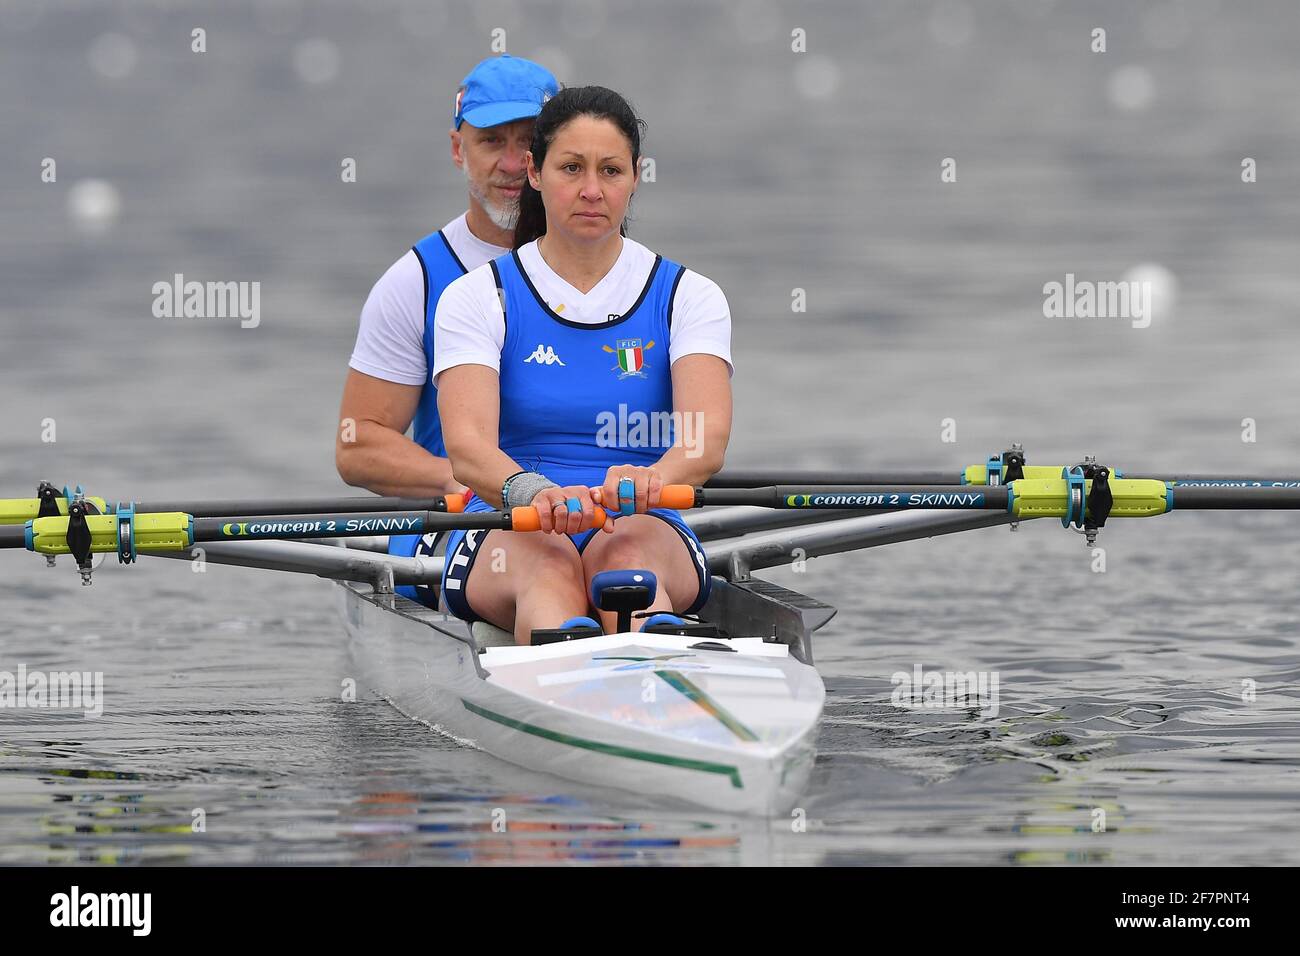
left=452, top=118, right=535, bottom=230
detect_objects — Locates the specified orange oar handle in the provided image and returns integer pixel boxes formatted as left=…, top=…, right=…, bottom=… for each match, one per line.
left=509, top=505, right=609, bottom=533
left=657, top=485, right=699, bottom=510
left=506, top=485, right=698, bottom=531
left=442, top=493, right=467, bottom=514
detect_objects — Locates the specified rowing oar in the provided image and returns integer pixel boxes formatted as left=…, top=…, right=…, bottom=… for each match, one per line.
left=710, top=469, right=1300, bottom=489
left=9, top=477, right=1300, bottom=584
left=660, top=478, right=1300, bottom=548
left=711, top=443, right=1300, bottom=489
left=711, top=442, right=1300, bottom=490
left=0, top=502, right=607, bottom=584
left=0, top=481, right=467, bottom=525
left=668, top=482, right=1300, bottom=512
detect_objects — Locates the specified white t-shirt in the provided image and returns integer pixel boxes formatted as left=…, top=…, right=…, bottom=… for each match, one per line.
left=348, top=213, right=510, bottom=386
left=432, top=237, right=732, bottom=383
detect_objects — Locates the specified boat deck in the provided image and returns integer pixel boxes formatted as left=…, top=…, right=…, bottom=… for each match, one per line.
left=343, top=574, right=836, bottom=665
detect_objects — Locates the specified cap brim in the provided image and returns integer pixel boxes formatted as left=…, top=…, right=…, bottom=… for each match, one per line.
left=459, top=100, right=544, bottom=129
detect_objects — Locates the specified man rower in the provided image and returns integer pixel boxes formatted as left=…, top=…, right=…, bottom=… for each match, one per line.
left=434, top=86, right=733, bottom=644
left=335, top=55, right=558, bottom=595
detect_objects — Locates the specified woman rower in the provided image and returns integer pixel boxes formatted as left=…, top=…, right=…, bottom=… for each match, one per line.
left=433, top=86, right=733, bottom=645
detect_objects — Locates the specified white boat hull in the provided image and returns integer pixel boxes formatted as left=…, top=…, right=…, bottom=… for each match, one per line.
left=340, top=581, right=826, bottom=816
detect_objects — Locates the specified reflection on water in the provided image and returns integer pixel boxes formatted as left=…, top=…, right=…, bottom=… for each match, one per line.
left=4, top=589, right=1296, bottom=866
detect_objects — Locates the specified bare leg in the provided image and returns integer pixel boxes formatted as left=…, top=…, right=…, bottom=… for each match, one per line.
left=579, top=516, right=702, bottom=633
left=463, top=530, right=590, bottom=644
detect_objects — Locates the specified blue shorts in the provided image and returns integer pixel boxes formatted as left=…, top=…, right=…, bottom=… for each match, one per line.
left=388, top=531, right=443, bottom=605
left=439, top=494, right=711, bottom=625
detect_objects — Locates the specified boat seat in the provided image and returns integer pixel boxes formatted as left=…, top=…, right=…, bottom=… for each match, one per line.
left=471, top=621, right=517, bottom=649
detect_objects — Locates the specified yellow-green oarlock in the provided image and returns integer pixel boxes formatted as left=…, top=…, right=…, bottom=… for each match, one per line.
left=0, top=495, right=109, bottom=526
left=26, top=512, right=193, bottom=554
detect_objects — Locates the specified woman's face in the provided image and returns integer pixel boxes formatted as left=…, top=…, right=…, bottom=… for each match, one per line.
left=527, top=114, right=637, bottom=245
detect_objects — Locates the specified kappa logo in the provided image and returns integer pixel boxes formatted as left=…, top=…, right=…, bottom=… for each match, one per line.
left=524, top=344, right=566, bottom=366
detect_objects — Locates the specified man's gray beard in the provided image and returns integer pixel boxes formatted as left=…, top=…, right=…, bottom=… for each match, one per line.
left=465, top=165, right=520, bottom=231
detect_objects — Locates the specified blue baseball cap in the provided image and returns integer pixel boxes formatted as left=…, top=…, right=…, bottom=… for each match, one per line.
left=453, top=55, right=559, bottom=131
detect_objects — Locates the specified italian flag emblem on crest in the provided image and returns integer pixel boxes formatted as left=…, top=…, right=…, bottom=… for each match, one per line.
left=616, top=339, right=644, bottom=373
left=605, top=338, right=655, bottom=378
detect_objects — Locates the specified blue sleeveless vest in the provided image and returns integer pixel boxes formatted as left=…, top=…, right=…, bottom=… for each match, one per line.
left=409, top=230, right=468, bottom=456
left=490, top=248, right=686, bottom=487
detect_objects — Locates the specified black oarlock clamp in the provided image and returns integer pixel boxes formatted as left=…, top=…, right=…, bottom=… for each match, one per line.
left=65, top=499, right=95, bottom=585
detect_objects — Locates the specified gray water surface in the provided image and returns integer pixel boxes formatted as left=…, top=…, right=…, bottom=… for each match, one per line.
left=2, top=0, right=1299, bottom=865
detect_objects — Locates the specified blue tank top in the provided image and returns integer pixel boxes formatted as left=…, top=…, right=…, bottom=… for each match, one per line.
left=491, top=247, right=687, bottom=487
left=409, top=230, right=468, bottom=456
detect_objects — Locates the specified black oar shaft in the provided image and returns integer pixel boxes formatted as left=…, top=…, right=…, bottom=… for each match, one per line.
left=1172, top=487, right=1300, bottom=508
left=709, top=470, right=959, bottom=487
left=132, top=495, right=458, bottom=517
left=192, top=510, right=512, bottom=542
left=696, top=486, right=1010, bottom=510
left=713, top=470, right=1300, bottom=488
left=1150, top=476, right=1300, bottom=487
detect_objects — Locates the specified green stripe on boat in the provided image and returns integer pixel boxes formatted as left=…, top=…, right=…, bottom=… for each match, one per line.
left=461, top=699, right=744, bottom=789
